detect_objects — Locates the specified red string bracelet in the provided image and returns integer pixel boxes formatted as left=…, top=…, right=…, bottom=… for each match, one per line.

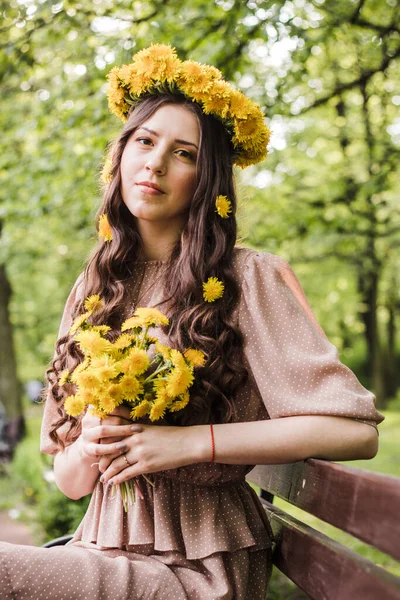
left=210, top=423, right=215, bottom=462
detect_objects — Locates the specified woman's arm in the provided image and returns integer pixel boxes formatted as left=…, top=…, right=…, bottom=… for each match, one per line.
left=53, top=434, right=100, bottom=500
left=53, top=409, right=142, bottom=500
left=192, top=415, right=379, bottom=465
left=97, top=415, right=378, bottom=488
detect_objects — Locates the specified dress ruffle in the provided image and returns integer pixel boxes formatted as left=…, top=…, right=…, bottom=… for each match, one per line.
left=71, top=473, right=273, bottom=560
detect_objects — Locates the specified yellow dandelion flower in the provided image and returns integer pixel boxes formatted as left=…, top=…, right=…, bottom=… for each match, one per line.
left=155, top=341, right=171, bottom=361
left=119, top=374, right=143, bottom=401
left=215, top=195, right=232, bottom=219
left=178, top=61, right=214, bottom=96
left=121, top=307, right=169, bottom=330
left=101, top=158, right=113, bottom=184
left=90, top=325, right=112, bottom=335
left=202, top=277, right=224, bottom=302
left=133, top=44, right=181, bottom=83
left=84, top=295, right=103, bottom=313
left=70, top=357, right=90, bottom=384
left=69, top=311, right=93, bottom=335
left=131, top=399, right=151, bottom=419
left=106, top=66, right=120, bottom=87
left=111, top=349, right=125, bottom=362
left=149, top=398, right=169, bottom=421
left=170, top=349, right=186, bottom=371
left=226, top=89, right=252, bottom=119
left=119, top=348, right=150, bottom=376
left=89, top=356, right=108, bottom=369
left=75, top=330, right=114, bottom=356
left=120, top=316, right=141, bottom=331
left=99, top=395, right=120, bottom=414
left=106, top=75, right=129, bottom=119
left=201, top=80, right=232, bottom=118
left=184, top=349, right=206, bottom=368
left=58, top=369, right=70, bottom=386
left=103, top=383, right=124, bottom=405
left=98, top=214, right=113, bottom=242
left=166, top=365, right=194, bottom=398
left=94, top=363, right=119, bottom=381
left=118, top=64, right=152, bottom=95
left=88, top=406, right=108, bottom=419
left=113, top=333, right=134, bottom=350
left=79, top=389, right=97, bottom=405
left=169, top=391, right=190, bottom=413
left=153, top=378, right=172, bottom=404
left=202, top=64, right=223, bottom=81
left=75, top=370, right=101, bottom=391
left=64, top=395, right=86, bottom=417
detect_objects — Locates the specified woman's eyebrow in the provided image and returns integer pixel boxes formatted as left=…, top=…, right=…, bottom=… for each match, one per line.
left=138, top=126, right=199, bottom=150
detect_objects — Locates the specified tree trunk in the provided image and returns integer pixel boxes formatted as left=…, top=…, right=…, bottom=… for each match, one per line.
left=0, top=257, right=25, bottom=448
left=357, top=268, right=386, bottom=409
left=385, top=272, right=398, bottom=400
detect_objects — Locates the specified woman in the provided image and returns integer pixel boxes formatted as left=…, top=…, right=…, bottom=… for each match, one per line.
left=0, top=44, right=383, bottom=600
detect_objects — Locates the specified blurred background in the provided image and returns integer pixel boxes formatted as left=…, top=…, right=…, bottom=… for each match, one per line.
left=0, top=0, right=399, bottom=596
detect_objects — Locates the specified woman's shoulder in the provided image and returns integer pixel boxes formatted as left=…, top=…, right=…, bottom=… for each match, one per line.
left=232, top=246, right=288, bottom=278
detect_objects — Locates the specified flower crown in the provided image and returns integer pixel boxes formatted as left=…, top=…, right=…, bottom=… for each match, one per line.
left=106, top=44, right=271, bottom=169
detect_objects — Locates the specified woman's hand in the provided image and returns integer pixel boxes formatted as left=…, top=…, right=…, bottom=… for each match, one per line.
left=98, top=406, right=138, bottom=473
left=97, top=424, right=209, bottom=486
left=79, top=406, right=143, bottom=471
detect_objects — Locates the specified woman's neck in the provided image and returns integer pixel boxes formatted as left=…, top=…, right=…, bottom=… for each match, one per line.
left=135, top=219, right=182, bottom=262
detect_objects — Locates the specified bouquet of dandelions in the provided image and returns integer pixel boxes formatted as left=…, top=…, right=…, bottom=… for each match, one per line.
left=58, top=294, right=205, bottom=510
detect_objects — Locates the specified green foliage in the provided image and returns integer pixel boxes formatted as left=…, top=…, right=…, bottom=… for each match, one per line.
left=37, top=488, right=90, bottom=542
left=0, top=407, right=89, bottom=541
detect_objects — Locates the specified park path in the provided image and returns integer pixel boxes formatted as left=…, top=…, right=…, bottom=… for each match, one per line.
left=0, top=510, right=35, bottom=545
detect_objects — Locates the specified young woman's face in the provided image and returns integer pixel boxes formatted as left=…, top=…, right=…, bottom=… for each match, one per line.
left=120, top=104, right=200, bottom=230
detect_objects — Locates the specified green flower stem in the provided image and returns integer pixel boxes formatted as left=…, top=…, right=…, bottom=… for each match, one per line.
left=143, top=365, right=169, bottom=384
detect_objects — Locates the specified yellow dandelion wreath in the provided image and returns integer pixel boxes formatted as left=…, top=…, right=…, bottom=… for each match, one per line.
left=105, top=44, right=271, bottom=169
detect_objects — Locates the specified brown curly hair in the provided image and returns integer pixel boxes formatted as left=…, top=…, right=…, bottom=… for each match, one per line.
left=45, top=93, right=248, bottom=449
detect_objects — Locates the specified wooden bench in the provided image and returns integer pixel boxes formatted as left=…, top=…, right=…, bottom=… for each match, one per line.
left=246, top=459, right=400, bottom=599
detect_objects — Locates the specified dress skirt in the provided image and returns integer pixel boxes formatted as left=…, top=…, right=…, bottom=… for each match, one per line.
left=0, top=539, right=272, bottom=599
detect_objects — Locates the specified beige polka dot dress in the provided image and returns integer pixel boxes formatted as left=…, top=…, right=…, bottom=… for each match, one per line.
left=0, top=248, right=383, bottom=599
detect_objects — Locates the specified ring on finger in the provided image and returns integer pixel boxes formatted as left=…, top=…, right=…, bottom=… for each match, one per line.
left=122, top=453, right=131, bottom=467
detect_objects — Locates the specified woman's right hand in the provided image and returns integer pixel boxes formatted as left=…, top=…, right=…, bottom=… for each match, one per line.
left=79, top=406, right=143, bottom=474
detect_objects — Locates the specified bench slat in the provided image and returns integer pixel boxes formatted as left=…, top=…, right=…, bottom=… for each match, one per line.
left=247, top=459, right=400, bottom=561
left=262, top=499, right=400, bottom=600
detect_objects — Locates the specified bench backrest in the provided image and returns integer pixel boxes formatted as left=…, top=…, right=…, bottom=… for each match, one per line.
left=246, top=459, right=400, bottom=600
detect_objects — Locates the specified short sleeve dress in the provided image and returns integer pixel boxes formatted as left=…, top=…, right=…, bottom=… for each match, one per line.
left=0, top=247, right=383, bottom=600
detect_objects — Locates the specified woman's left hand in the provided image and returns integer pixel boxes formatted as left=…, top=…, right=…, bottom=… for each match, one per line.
left=98, top=424, right=208, bottom=486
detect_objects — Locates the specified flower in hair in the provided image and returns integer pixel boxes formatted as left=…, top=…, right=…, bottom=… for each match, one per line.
left=202, top=277, right=224, bottom=302
left=106, top=44, right=271, bottom=168
left=101, top=158, right=113, bottom=184
left=215, top=195, right=232, bottom=218
left=98, top=214, right=113, bottom=242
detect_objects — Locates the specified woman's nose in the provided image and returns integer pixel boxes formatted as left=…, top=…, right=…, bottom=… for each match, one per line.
left=145, top=153, right=166, bottom=175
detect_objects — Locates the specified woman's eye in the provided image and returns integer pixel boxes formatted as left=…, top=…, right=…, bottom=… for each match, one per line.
left=176, top=149, right=193, bottom=159
left=136, top=137, right=152, bottom=145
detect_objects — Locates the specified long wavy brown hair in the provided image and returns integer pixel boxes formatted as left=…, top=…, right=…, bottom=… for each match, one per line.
left=45, top=93, right=248, bottom=449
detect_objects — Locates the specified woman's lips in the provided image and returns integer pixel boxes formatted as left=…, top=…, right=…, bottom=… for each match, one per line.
left=136, top=184, right=165, bottom=195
